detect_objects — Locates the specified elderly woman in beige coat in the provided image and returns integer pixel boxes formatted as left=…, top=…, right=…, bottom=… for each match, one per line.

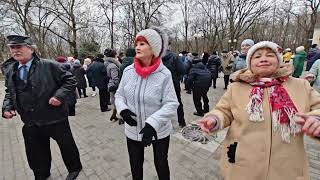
left=198, top=41, right=320, bottom=180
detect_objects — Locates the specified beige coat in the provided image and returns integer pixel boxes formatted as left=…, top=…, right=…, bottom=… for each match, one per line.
left=206, top=64, right=320, bottom=180
left=221, top=53, right=234, bottom=75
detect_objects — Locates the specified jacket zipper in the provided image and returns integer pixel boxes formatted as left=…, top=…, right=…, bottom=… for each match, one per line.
left=137, top=77, right=143, bottom=139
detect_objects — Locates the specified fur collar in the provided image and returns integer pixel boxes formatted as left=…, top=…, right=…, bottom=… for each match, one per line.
left=230, top=63, right=294, bottom=83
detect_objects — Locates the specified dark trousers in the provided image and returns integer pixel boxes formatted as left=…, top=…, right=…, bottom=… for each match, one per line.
left=174, top=84, right=186, bottom=126
left=22, top=121, right=82, bottom=178
left=212, top=77, right=217, bottom=88
left=77, top=87, right=87, bottom=97
left=127, top=136, right=170, bottom=180
left=192, top=87, right=209, bottom=114
left=68, top=103, right=75, bottom=116
left=98, top=88, right=110, bottom=112
left=224, top=75, right=230, bottom=88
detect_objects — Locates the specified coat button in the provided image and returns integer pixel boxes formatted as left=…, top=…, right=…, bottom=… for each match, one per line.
left=30, top=108, right=34, bottom=112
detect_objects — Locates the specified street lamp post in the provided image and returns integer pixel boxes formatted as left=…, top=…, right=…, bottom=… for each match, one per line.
left=194, top=33, right=202, bottom=54
left=228, top=39, right=237, bottom=51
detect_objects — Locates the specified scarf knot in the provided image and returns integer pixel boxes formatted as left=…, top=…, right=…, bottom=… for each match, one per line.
left=245, top=77, right=301, bottom=143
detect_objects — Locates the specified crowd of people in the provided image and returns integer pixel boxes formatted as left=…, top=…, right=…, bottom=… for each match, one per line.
left=2, top=27, right=320, bottom=180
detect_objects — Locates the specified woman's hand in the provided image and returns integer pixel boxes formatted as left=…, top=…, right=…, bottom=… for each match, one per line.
left=197, top=116, right=217, bottom=133
left=295, top=113, right=320, bottom=137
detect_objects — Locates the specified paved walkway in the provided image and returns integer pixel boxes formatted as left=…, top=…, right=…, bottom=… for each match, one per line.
left=0, top=77, right=320, bottom=180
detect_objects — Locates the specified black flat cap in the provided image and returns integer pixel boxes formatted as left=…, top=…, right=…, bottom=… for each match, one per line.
left=7, top=35, right=34, bottom=46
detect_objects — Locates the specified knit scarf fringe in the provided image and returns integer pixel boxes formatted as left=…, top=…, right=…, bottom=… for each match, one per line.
left=271, top=108, right=301, bottom=143
left=246, top=82, right=301, bottom=143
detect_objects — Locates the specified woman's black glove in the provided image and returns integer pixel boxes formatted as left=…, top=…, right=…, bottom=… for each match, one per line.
left=120, top=109, right=137, bottom=126
left=139, top=123, right=157, bottom=147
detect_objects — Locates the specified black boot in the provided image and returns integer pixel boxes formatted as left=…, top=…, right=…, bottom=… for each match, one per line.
left=110, top=108, right=118, bottom=121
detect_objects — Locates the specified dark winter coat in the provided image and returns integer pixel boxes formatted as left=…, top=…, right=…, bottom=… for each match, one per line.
left=187, top=60, right=212, bottom=89
left=86, top=60, right=109, bottom=90
left=57, top=62, right=77, bottom=106
left=162, top=50, right=186, bottom=90
left=306, top=48, right=320, bottom=71
left=120, top=48, right=135, bottom=74
left=2, top=54, right=76, bottom=126
left=86, top=63, right=95, bottom=88
left=72, top=64, right=87, bottom=89
left=206, top=55, right=221, bottom=79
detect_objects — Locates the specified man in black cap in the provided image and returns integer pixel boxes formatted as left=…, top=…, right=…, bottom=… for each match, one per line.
left=2, top=35, right=82, bottom=180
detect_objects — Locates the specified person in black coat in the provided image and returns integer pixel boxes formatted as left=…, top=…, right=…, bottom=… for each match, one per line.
left=55, top=56, right=77, bottom=116
left=162, top=49, right=186, bottom=127
left=202, top=52, right=210, bottom=65
left=206, top=51, right=221, bottom=88
left=72, top=60, right=88, bottom=98
left=86, top=54, right=111, bottom=112
left=2, top=35, right=82, bottom=180
left=187, top=58, right=212, bottom=116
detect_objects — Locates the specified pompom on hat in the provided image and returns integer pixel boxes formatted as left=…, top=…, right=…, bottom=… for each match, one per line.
left=246, top=41, right=283, bottom=71
left=135, top=26, right=168, bottom=58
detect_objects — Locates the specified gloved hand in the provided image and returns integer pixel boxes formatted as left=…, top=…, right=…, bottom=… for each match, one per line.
left=139, top=123, right=157, bottom=147
left=120, top=109, right=137, bottom=126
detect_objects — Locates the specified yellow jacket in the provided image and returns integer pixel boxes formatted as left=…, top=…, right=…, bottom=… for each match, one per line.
left=283, top=52, right=292, bottom=63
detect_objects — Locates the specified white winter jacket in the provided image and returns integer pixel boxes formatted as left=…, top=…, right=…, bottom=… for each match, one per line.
left=115, top=62, right=179, bottom=141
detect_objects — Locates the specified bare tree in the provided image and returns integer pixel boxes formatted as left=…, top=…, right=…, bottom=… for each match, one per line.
left=99, top=0, right=120, bottom=49
left=221, top=0, right=271, bottom=48
left=42, top=0, right=90, bottom=58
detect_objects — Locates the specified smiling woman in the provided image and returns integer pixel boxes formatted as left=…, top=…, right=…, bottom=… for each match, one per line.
left=197, top=41, right=320, bottom=180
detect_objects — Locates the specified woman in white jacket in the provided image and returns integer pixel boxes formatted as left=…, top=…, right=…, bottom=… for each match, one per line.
left=115, top=27, right=179, bottom=180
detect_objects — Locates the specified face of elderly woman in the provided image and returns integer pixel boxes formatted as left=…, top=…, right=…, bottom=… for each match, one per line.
left=241, top=44, right=252, bottom=54
left=135, top=41, right=154, bottom=60
left=250, top=48, right=279, bottom=77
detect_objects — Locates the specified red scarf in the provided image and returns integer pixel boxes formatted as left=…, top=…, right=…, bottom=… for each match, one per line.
left=246, top=77, right=301, bottom=143
left=134, top=57, right=160, bottom=78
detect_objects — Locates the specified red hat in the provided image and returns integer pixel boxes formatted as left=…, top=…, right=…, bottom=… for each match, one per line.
left=56, top=56, right=66, bottom=63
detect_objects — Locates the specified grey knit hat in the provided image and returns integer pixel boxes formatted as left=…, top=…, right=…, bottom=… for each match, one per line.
left=241, top=39, right=255, bottom=47
left=246, top=41, right=283, bottom=71
left=136, top=26, right=168, bottom=58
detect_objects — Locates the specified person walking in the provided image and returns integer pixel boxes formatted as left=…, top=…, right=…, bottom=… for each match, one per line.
left=283, top=48, right=293, bottom=64
left=104, top=48, right=123, bottom=124
left=115, top=27, right=179, bottom=180
left=206, top=51, right=221, bottom=88
left=306, top=44, right=320, bottom=71
left=292, top=46, right=307, bottom=78
left=198, top=41, right=320, bottom=180
left=120, top=48, right=135, bottom=76
left=83, top=57, right=97, bottom=96
left=55, top=56, right=77, bottom=116
left=221, top=50, right=234, bottom=89
left=2, top=35, right=82, bottom=180
left=162, top=45, right=186, bottom=127
left=86, top=54, right=111, bottom=112
left=72, top=59, right=88, bottom=98
left=187, top=58, right=212, bottom=116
